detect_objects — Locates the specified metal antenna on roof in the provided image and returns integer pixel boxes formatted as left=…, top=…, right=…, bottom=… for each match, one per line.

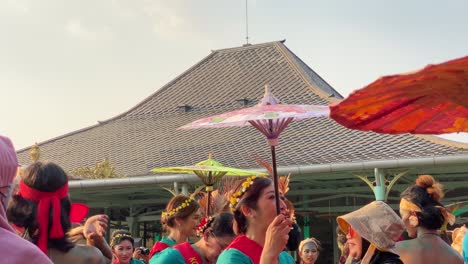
left=245, top=0, right=249, bottom=44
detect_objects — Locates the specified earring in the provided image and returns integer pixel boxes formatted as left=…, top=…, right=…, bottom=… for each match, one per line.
left=409, top=214, right=418, bottom=227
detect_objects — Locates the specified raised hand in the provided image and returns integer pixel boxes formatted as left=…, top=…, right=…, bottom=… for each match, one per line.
left=83, top=214, right=112, bottom=261
left=84, top=214, right=109, bottom=241
left=261, top=214, right=293, bottom=264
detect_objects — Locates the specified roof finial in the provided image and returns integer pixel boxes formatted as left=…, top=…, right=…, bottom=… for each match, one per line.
left=245, top=0, right=249, bottom=45
left=29, top=143, right=40, bottom=162
left=259, top=84, right=280, bottom=105
left=264, top=84, right=271, bottom=95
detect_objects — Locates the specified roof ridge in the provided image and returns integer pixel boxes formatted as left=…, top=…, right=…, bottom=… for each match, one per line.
left=274, top=42, right=343, bottom=103
left=92, top=51, right=221, bottom=125
left=415, top=135, right=468, bottom=149
left=97, top=40, right=293, bottom=124
left=16, top=122, right=103, bottom=153
left=98, top=40, right=286, bottom=124
left=212, top=39, right=286, bottom=53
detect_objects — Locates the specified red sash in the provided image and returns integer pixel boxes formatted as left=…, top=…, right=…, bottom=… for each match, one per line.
left=149, top=241, right=170, bottom=258
left=17, top=181, right=68, bottom=254
left=174, top=242, right=203, bottom=264
left=226, top=235, right=262, bottom=264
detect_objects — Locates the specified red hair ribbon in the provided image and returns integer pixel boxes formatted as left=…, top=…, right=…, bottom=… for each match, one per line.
left=18, top=180, right=69, bottom=253
left=196, top=216, right=213, bottom=237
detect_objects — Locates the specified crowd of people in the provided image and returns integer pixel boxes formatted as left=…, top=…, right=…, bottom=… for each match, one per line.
left=1, top=134, right=468, bottom=263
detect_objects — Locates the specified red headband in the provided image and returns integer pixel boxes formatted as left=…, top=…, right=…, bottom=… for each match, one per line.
left=18, top=180, right=69, bottom=253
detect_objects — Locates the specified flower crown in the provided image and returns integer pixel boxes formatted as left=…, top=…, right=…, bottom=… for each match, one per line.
left=196, top=216, right=214, bottom=237
left=113, top=233, right=132, bottom=239
left=161, top=197, right=195, bottom=217
left=229, top=175, right=258, bottom=210
left=110, top=232, right=133, bottom=246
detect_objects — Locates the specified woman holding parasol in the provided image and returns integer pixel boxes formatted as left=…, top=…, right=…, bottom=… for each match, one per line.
left=217, top=176, right=294, bottom=264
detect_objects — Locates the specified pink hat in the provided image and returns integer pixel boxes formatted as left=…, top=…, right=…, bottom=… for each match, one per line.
left=0, top=135, right=18, bottom=188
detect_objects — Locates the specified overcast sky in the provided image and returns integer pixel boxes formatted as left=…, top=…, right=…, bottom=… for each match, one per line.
left=1, top=0, right=468, bottom=149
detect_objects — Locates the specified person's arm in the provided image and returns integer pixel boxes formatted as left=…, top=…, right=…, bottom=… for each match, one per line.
left=87, top=234, right=112, bottom=263
left=260, top=214, right=293, bottom=264
left=84, top=214, right=113, bottom=262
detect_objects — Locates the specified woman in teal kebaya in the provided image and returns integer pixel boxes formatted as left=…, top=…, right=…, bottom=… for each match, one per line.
left=150, top=212, right=235, bottom=264
left=148, top=194, right=201, bottom=258
left=110, top=230, right=145, bottom=264
left=217, top=176, right=294, bottom=264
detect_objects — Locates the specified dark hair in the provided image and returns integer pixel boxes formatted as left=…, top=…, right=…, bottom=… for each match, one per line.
left=209, top=212, right=235, bottom=238
left=161, top=194, right=200, bottom=231
left=416, top=206, right=445, bottom=230
left=361, top=238, right=371, bottom=259
left=400, top=175, right=445, bottom=229
left=232, top=177, right=272, bottom=234
left=110, top=230, right=134, bottom=248
left=337, top=226, right=347, bottom=244
left=7, top=161, right=74, bottom=252
left=286, top=222, right=302, bottom=251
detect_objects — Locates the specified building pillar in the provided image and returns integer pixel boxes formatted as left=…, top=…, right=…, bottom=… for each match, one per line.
left=173, top=182, right=179, bottom=195
left=357, top=168, right=407, bottom=202
left=303, top=215, right=310, bottom=238
left=181, top=183, right=189, bottom=195
left=374, top=168, right=386, bottom=201
left=127, top=207, right=140, bottom=237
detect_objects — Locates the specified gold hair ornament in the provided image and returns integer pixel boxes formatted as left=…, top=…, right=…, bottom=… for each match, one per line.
left=229, top=175, right=258, bottom=210
left=110, top=232, right=133, bottom=246
left=399, top=198, right=422, bottom=212
left=161, top=197, right=195, bottom=217
left=114, top=233, right=132, bottom=239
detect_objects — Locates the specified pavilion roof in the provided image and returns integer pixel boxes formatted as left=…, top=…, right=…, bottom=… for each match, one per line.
left=16, top=41, right=468, bottom=176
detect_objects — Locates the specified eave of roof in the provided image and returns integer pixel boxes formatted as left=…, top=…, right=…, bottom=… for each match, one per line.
left=69, top=153, right=468, bottom=190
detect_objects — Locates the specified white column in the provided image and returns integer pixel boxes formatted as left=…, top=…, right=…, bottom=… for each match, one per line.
left=181, top=183, right=189, bottom=195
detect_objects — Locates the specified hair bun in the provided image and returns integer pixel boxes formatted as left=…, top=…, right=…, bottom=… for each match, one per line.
left=416, top=175, right=444, bottom=201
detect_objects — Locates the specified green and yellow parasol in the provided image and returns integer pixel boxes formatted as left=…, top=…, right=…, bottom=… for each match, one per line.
left=152, top=154, right=265, bottom=215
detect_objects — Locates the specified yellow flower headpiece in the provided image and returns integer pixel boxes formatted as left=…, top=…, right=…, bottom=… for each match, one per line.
left=110, top=232, right=133, bottom=247
left=161, top=197, right=195, bottom=217
left=230, top=175, right=259, bottom=210
left=114, top=233, right=132, bottom=239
